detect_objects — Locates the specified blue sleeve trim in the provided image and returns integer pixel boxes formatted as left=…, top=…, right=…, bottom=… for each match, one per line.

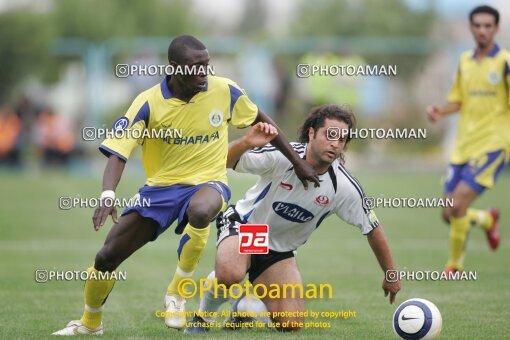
left=99, top=145, right=127, bottom=162
left=228, top=84, right=243, bottom=118
left=132, top=101, right=150, bottom=127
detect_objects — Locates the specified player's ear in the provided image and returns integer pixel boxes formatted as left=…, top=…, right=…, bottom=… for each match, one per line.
left=308, top=127, right=315, bottom=140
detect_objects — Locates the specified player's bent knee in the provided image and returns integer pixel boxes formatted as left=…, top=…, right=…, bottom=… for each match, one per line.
left=187, top=203, right=217, bottom=228
left=94, top=248, right=119, bottom=273
left=215, top=266, right=245, bottom=287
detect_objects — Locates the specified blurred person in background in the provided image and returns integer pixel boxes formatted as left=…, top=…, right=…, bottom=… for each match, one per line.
left=0, top=105, right=22, bottom=167
left=298, top=50, right=365, bottom=109
left=426, top=5, right=510, bottom=274
left=32, top=107, right=76, bottom=167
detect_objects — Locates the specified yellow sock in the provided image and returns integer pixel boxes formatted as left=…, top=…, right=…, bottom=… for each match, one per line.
left=80, top=267, right=116, bottom=329
left=467, top=208, right=493, bottom=231
left=447, top=215, right=470, bottom=270
left=167, top=224, right=210, bottom=295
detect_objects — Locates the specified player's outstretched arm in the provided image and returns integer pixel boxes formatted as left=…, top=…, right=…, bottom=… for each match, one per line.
left=426, top=102, right=461, bottom=123
left=367, top=226, right=401, bottom=304
left=254, top=111, right=320, bottom=189
left=227, top=122, right=278, bottom=168
left=92, top=155, right=125, bottom=231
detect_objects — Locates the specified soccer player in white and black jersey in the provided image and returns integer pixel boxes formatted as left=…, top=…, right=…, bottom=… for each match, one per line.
left=186, top=105, right=401, bottom=332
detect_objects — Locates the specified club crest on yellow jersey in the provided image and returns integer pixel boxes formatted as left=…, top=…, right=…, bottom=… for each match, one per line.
left=209, top=110, right=223, bottom=127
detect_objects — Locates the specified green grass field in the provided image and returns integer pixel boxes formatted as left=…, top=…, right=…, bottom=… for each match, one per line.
left=1, top=168, right=509, bottom=339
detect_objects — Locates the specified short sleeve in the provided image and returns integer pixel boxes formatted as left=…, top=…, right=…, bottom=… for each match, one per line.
left=227, top=83, right=258, bottom=128
left=335, top=180, right=379, bottom=235
left=233, top=144, right=282, bottom=176
left=99, top=94, right=150, bottom=162
left=447, top=61, right=462, bottom=103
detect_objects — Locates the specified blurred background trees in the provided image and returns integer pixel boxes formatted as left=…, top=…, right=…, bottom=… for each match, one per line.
left=0, top=0, right=501, bottom=169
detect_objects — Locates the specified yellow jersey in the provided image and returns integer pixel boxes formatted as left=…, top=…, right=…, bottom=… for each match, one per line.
left=447, top=44, right=510, bottom=164
left=100, top=75, right=258, bottom=186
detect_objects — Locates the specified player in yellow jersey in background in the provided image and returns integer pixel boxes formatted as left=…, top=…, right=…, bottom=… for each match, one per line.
left=53, top=35, right=319, bottom=336
left=426, top=5, right=510, bottom=274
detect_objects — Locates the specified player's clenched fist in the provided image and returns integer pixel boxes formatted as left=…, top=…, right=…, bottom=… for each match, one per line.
left=243, top=122, right=278, bottom=148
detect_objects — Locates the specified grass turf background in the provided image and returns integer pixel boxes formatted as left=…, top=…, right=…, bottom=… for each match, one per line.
left=1, top=169, right=509, bottom=339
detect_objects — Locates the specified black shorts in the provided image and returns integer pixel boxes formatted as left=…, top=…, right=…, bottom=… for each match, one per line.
left=216, top=206, right=295, bottom=283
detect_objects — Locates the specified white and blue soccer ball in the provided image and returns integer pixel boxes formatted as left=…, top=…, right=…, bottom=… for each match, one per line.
left=393, top=298, right=442, bottom=339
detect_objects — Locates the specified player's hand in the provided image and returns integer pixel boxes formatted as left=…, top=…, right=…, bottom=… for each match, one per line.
left=293, top=158, right=320, bottom=189
left=382, top=276, right=401, bottom=304
left=426, top=105, right=441, bottom=123
left=244, top=122, right=278, bottom=148
left=92, top=200, right=119, bottom=231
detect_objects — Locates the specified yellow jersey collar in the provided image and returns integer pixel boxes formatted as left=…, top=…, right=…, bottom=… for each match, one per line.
left=471, top=43, right=500, bottom=59
left=160, top=75, right=208, bottom=99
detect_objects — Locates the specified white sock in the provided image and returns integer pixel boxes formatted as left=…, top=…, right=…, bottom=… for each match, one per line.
left=198, top=271, right=228, bottom=323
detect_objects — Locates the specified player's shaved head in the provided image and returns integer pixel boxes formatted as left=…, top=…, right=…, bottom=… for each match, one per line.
left=168, top=35, right=207, bottom=64
left=298, top=104, right=356, bottom=143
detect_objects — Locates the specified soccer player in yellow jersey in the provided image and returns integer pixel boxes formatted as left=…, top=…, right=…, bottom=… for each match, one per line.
left=426, top=6, right=510, bottom=274
left=53, top=35, right=319, bottom=336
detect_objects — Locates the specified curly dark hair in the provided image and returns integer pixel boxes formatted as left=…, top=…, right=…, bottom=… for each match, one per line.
left=298, top=104, right=356, bottom=164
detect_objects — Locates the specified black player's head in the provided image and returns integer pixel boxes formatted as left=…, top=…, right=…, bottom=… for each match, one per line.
left=168, top=35, right=207, bottom=64
left=167, top=35, right=209, bottom=94
left=469, top=5, right=499, bottom=48
left=298, top=104, right=356, bottom=165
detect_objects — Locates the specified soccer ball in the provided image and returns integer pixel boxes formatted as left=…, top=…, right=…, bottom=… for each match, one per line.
left=393, top=298, right=442, bottom=339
